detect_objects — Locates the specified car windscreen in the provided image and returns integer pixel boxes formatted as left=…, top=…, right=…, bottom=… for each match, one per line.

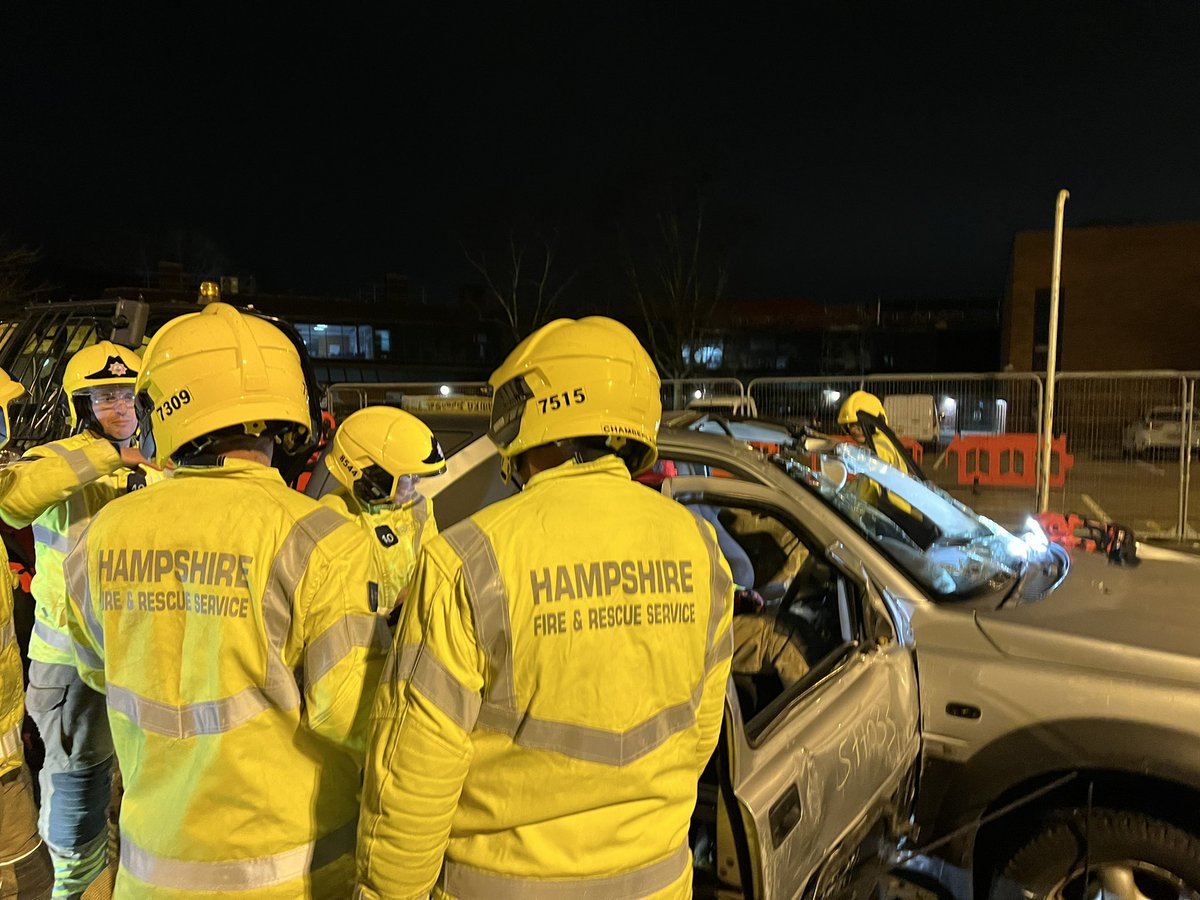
left=774, top=443, right=1038, bottom=601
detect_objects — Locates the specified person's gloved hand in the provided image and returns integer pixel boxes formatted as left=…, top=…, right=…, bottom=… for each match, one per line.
left=734, top=588, right=765, bottom=614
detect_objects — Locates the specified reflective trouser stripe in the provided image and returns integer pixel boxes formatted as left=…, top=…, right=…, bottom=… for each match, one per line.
left=441, top=842, right=690, bottom=900
left=434, top=519, right=713, bottom=766
left=0, top=723, right=21, bottom=759
left=48, top=444, right=101, bottom=484
left=119, top=818, right=356, bottom=891
left=49, top=828, right=107, bottom=900
left=32, top=523, right=70, bottom=553
left=33, top=621, right=73, bottom=653
left=306, top=614, right=391, bottom=689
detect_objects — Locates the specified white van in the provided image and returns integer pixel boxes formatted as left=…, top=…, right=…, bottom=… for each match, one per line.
left=883, top=394, right=940, bottom=443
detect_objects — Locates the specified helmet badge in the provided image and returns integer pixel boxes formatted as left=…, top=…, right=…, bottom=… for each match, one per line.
left=84, top=355, right=138, bottom=380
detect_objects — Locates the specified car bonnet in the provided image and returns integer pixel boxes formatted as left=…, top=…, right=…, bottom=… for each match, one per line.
left=974, top=548, right=1200, bottom=685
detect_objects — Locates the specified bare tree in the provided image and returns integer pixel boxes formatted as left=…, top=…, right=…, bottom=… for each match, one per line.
left=465, top=231, right=577, bottom=344
left=0, top=239, right=48, bottom=309
left=623, top=206, right=728, bottom=380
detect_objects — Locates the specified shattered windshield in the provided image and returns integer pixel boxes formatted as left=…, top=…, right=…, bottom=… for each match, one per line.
left=775, top=442, right=1040, bottom=600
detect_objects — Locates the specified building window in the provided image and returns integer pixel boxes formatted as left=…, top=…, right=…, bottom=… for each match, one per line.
left=294, top=323, right=372, bottom=359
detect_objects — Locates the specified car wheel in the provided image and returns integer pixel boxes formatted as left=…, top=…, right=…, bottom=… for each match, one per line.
left=994, top=807, right=1200, bottom=899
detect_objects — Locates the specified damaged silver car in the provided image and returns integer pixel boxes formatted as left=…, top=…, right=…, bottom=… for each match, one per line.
left=367, top=406, right=1200, bottom=898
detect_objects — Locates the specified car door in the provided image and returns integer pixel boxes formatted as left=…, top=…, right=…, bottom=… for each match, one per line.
left=665, top=476, right=921, bottom=900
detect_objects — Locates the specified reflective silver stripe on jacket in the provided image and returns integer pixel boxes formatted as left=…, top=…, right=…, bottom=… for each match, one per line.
left=0, top=618, right=14, bottom=651
left=108, top=507, right=354, bottom=739
left=120, top=817, right=356, bottom=891
left=441, top=842, right=689, bottom=900
left=306, top=614, right=390, bottom=688
left=436, top=519, right=710, bottom=766
left=441, top=520, right=514, bottom=709
left=31, top=523, right=69, bottom=553
left=72, top=639, right=104, bottom=672
left=693, top=514, right=734, bottom=671
left=262, top=507, right=351, bottom=711
left=411, top=497, right=430, bottom=546
left=63, top=536, right=104, bottom=650
left=393, top=644, right=481, bottom=732
left=0, top=723, right=21, bottom=760
left=474, top=681, right=705, bottom=766
left=32, top=620, right=73, bottom=652
left=108, top=682, right=282, bottom=739
left=49, top=443, right=101, bottom=484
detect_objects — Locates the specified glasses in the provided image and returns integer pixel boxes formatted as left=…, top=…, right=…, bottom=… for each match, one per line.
left=90, top=390, right=136, bottom=411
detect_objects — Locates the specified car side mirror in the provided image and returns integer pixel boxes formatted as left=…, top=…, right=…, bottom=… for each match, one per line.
left=820, top=458, right=848, bottom=492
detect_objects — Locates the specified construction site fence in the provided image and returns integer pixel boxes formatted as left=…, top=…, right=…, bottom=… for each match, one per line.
left=326, top=371, right=1200, bottom=541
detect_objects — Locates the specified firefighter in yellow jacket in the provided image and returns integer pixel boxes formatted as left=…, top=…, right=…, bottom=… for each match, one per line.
left=357, top=317, right=735, bottom=899
left=321, top=406, right=445, bottom=620
left=0, top=342, right=159, bottom=899
left=0, top=369, right=54, bottom=899
left=62, top=303, right=388, bottom=899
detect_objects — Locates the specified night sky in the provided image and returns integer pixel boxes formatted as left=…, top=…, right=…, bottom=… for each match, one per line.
left=3, top=4, right=1199, bottom=305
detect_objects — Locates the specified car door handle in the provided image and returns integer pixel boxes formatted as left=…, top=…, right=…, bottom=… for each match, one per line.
left=768, top=784, right=802, bottom=847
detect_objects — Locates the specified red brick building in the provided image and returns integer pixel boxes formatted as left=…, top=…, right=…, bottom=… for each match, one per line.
left=1003, top=221, right=1200, bottom=371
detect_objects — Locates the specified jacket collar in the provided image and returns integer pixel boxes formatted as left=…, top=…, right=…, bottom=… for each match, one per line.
left=523, top=454, right=631, bottom=490
left=173, top=457, right=285, bottom=484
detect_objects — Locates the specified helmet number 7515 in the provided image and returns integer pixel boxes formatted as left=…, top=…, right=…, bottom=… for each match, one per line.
left=538, top=388, right=586, bottom=414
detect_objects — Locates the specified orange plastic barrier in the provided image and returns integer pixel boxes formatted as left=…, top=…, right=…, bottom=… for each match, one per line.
left=943, top=434, right=1073, bottom=487
left=898, top=436, right=924, bottom=466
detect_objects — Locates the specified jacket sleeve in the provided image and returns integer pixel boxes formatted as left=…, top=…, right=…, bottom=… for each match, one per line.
left=0, top=437, right=122, bottom=528
left=299, top=527, right=390, bottom=759
left=695, top=520, right=735, bottom=772
left=62, top=524, right=106, bottom=693
left=356, top=541, right=484, bottom=900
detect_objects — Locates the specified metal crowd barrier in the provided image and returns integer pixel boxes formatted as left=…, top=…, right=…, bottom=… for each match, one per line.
left=326, top=372, right=1200, bottom=541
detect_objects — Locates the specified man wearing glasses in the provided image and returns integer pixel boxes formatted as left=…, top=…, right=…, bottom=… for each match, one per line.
left=0, top=340, right=159, bottom=899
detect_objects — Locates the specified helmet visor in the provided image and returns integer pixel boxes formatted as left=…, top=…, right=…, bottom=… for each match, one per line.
left=489, top=376, right=534, bottom=450
left=355, top=464, right=398, bottom=505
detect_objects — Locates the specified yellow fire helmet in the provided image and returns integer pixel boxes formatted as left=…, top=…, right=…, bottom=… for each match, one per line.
left=488, top=316, right=661, bottom=481
left=135, top=303, right=312, bottom=465
left=325, top=406, right=446, bottom=506
left=837, top=390, right=887, bottom=427
left=0, top=367, right=26, bottom=450
left=62, top=340, right=142, bottom=432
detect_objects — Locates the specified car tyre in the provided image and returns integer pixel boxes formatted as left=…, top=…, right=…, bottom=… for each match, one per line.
left=993, top=807, right=1200, bottom=899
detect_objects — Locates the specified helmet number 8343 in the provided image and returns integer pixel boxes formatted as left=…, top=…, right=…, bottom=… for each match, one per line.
left=537, top=388, right=586, bottom=414
left=155, top=389, right=193, bottom=421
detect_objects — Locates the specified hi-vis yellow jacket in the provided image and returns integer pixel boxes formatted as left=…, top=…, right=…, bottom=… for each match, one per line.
left=0, top=431, right=162, bottom=667
left=357, top=456, right=735, bottom=900
left=63, top=459, right=390, bottom=900
left=321, top=490, right=438, bottom=616
left=1, top=545, right=23, bottom=775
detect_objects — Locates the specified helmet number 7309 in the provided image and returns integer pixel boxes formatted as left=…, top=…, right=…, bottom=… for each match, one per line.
left=154, top=389, right=193, bottom=421
left=538, top=388, right=586, bottom=414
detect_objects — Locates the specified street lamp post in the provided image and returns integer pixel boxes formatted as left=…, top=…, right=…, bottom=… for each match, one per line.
left=1038, top=189, right=1069, bottom=513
